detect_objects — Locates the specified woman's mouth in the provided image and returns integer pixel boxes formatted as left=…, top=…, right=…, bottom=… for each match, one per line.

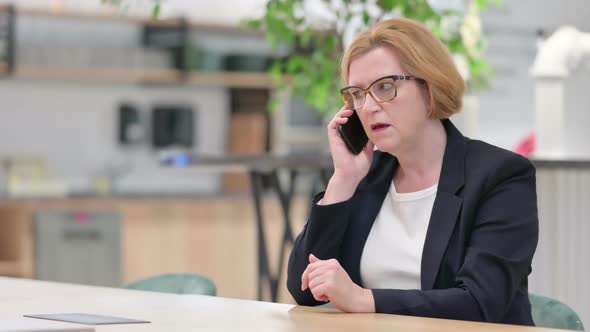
left=370, top=123, right=390, bottom=132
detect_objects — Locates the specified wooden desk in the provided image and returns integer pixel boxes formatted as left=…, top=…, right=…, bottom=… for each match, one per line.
left=0, top=277, right=560, bottom=331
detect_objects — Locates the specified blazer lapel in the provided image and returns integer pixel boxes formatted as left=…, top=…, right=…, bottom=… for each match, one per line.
left=421, top=120, right=467, bottom=290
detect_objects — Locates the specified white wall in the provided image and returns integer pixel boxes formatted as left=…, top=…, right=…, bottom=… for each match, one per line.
left=563, top=72, right=590, bottom=158
left=0, top=80, right=230, bottom=195
left=474, top=0, right=590, bottom=149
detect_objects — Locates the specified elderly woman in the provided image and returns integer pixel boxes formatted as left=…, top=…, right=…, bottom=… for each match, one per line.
left=286, top=18, right=538, bottom=326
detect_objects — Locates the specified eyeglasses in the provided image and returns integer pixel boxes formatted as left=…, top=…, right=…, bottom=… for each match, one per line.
left=340, top=75, right=425, bottom=111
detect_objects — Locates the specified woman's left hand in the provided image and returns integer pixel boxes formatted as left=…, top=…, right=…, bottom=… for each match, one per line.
left=301, top=254, right=375, bottom=313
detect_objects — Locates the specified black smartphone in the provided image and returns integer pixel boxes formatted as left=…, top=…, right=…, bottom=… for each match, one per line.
left=337, top=110, right=368, bottom=155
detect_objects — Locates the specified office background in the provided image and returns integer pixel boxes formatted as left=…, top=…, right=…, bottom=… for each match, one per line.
left=0, top=0, right=588, bottom=328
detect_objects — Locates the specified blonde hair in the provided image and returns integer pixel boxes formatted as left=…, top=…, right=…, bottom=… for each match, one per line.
left=341, top=18, right=465, bottom=119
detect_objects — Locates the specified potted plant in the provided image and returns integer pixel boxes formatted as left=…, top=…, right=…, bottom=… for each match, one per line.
left=101, top=0, right=162, bottom=17
left=246, top=0, right=500, bottom=119
left=109, top=0, right=498, bottom=138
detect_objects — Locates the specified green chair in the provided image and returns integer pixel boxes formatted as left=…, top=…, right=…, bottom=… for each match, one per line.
left=530, top=293, right=584, bottom=331
left=125, top=273, right=217, bottom=296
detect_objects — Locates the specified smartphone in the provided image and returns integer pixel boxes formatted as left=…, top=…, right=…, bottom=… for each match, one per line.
left=337, top=110, right=368, bottom=155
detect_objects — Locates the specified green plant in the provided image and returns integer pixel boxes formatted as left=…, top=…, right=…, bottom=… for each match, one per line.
left=246, top=0, right=501, bottom=114
left=102, top=0, right=161, bottom=18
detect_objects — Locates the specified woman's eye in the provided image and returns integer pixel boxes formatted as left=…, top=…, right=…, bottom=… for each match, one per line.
left=378, top=82, right=394, bottom=91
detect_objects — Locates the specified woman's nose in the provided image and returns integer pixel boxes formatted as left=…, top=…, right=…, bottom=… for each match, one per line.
left=362, top=93, right=381, bottom=113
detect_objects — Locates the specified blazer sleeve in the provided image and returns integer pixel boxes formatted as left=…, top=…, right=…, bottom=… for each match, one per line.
left=372, top=155, right=539, bottom=322
left=286, top=193, right=355, bottom=306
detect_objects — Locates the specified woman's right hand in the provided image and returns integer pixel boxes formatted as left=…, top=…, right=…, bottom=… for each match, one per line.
left=322, top=105, right=374, bottom=205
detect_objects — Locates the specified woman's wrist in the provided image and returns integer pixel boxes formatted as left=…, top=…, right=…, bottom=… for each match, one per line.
left=355, top=287, right=376, bottom=313
left=320, top=175, right=359, bottom=205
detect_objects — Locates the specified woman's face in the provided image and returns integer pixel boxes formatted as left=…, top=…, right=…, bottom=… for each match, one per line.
left=347, top=46, right=431, bottom=155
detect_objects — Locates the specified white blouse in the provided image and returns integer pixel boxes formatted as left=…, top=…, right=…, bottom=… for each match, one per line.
left=360, top=181, right=437, bottom=290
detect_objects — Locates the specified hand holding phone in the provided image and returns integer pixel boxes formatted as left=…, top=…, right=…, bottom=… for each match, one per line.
left=322, top=106, right=373, bottom=204
left=337, top=110, right=368, bottom=155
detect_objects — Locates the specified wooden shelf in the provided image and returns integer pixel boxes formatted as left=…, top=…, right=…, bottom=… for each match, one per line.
left=188, top=71, right=275, bottom=89
left=15, top=65, right=181, bottom=84
left=0, top=5, right=274, bottom=88
left=13, top=65, right=275, bottom=88
left=12, top=6, right=263, bottom=35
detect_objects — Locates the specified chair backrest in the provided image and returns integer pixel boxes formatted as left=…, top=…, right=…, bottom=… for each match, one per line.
left=530, top=293, right=584, bottom=331
left=125, top=273, right=217, bottom=296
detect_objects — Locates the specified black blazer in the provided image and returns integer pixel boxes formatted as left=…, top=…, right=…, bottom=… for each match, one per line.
left=287, top=119, right=538, bottom=326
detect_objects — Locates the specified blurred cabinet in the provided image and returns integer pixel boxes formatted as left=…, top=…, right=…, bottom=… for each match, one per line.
left=35, top=210, right=120, bottom=287
left=223, top=112, right=268, bottom=193
left=0, top=197, right=308, bottom=302
left=223, top=88, right=270, bottom=194
left=0, top=206, right=33, bottom=278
